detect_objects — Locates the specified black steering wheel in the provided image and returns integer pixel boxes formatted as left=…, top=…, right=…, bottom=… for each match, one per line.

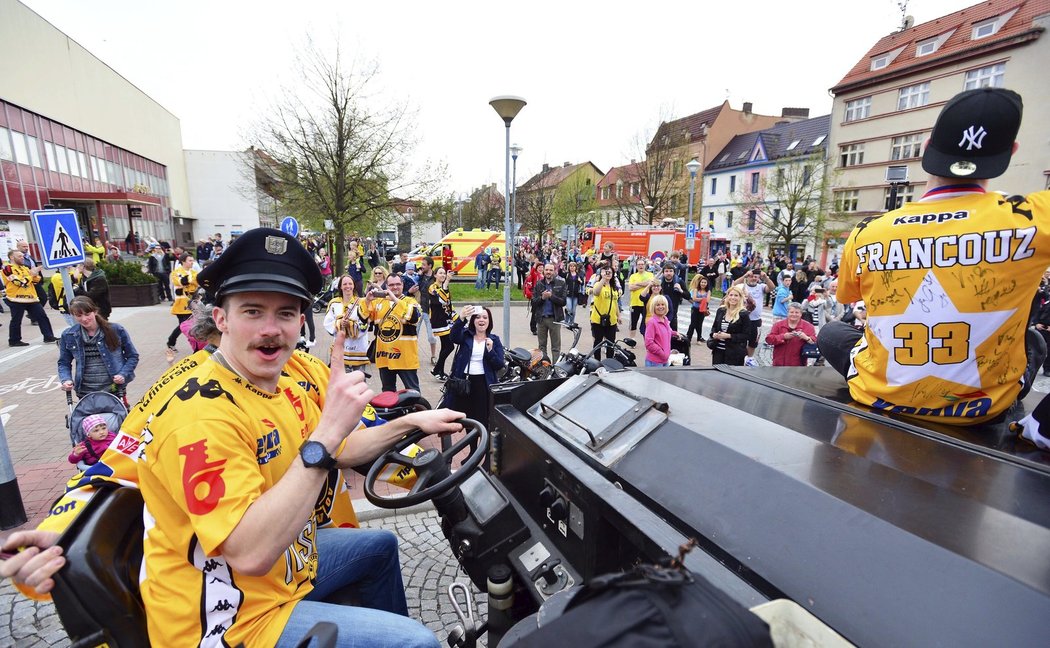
left=364, top=418, right=488, bottom=508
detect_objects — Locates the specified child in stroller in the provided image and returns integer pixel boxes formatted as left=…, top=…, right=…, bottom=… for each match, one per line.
left=669, top=331, right=692, bottom=366
left=68, top=415, right=115, bottom=467
left=66, top=390, right=128, bottom=473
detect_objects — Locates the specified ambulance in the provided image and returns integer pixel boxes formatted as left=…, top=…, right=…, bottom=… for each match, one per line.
left=408, top=228, right=507, bottom=279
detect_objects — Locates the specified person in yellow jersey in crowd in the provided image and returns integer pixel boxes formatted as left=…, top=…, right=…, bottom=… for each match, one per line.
left=3, top=229, right=462, bottom=647
left=166, top=252, right=198, bottom=351
left=365, top=272, right=423, bottom=392
left=627, top=256, right=654, bottom=337
left=818, top=88, right=1050, bottom=436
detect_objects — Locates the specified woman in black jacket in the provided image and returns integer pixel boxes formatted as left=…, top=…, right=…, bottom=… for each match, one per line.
left=440, top=305, right=505, bottom=428
left=708, top=285, right=751, bottom=366
left=563, top=261, right=585, bottom=327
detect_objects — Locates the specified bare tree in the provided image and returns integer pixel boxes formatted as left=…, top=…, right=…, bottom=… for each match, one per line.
left=617, top=114, right=690, bottom=225
left=461, top=185, right=504, bottom=230
left=730, top=152, right=839, bottom=256
left=552, top=173, right=597, bottom=234
left=517, top=185, right=556, bottom=240
left=248, top=40, right=443, bottom=271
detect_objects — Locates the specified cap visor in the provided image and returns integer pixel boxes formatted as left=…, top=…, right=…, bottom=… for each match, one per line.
left=922, top=147, right=1012, bottom=180
left=217, top=278, right=311, bottom=303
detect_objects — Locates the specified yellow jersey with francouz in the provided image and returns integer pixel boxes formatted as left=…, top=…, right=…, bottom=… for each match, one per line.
left=838, top=190, right=1050, bottom=424
left=137, top=361, right=322, bottom=648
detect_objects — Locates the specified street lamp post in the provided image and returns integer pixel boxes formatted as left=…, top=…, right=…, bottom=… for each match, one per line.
left=686, top=159, right=701, bottom=262
left=510, top=144, right=522, bottom=233
left=489, top=96, right=527, bottom=347
left=454, top=197, right=466, bottom=230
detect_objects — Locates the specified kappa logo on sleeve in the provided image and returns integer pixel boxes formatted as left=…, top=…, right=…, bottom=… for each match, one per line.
left=179, top=439, right=227, bottom=515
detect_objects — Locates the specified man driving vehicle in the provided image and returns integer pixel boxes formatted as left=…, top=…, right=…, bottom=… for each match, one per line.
left=818, top=88, right=1050, bottom=429
left=2, top=229, right=462, bottom=647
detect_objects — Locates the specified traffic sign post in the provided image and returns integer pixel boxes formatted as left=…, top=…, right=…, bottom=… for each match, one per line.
left=281, top=216, right=300, bottom=238
left=686, top=222, right=697, bottom=250
left=31, top=209, right=85, bottom=269
left=31, top=209, right=86, bottom=313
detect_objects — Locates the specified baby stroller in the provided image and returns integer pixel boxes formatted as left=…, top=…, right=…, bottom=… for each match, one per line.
left=65, top=389, right=128, bottom=473
left=669, top=332, right=692, bottom=366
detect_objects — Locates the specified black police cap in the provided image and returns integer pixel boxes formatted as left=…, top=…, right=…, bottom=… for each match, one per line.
left=197, top=228, right=321, bottom=305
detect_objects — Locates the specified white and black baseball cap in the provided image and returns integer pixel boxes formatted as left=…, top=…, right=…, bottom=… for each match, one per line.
left=921, top=88, right=1022, bottom=180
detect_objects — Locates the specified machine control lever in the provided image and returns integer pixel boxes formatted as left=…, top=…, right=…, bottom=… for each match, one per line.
left=447, top=582, right=477, bottom=648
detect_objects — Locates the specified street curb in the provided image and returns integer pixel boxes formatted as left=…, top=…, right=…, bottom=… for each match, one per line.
left=352, top=497, right=436, bottom=521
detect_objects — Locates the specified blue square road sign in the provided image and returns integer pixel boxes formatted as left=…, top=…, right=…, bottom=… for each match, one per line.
left=30, top=209, right=85, bottom=269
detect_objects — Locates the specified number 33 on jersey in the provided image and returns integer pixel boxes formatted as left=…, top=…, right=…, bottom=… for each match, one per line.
left=838, top=189, right=1050, bottom=424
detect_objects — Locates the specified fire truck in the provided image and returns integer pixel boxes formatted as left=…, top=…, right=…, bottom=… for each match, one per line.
left=581, top=226, right=710, bottom=267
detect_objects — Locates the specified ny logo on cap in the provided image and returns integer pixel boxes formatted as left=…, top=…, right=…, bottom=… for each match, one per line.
left=959, top=125, right=987, bottom=151
left=264, top=236, right=288, bottom=255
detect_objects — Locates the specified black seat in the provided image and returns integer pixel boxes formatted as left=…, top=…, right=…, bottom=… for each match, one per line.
left=52, top=486, right=148, bottom=648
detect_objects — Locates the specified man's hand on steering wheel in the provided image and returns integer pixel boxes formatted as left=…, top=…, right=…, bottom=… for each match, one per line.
left=400, top=408, right=466, bottom=437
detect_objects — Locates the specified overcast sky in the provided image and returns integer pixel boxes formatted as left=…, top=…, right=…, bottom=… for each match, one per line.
left=23, top=0, right=977, bottom=197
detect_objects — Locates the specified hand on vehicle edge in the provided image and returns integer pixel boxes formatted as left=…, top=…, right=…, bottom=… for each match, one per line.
left=1, top=530, right=64, bottom=594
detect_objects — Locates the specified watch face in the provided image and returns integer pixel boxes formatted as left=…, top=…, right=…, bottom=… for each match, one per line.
left=302, top=442, right=325, bottom=465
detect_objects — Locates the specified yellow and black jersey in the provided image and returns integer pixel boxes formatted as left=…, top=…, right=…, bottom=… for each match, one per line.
left=137, top=361, right=327, bottom=648
left=366, top=295, right=422, bottom=370
left=170, top=266, right=198, bottom=315
left=428, top=283, right=455, bottom=335
left=838, top=187, right=1050, bottom=424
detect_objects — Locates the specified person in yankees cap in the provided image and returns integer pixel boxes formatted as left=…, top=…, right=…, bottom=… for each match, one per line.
left=818, top=88, right=1050, bottom=438
left=133, top=227, right=459, bottom=647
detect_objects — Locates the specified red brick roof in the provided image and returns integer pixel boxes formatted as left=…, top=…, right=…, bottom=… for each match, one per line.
left=596, top=162, right=644, bottom=188
left=651, top=104, right=725, bottom=149
left=831, top=0, right=1050, bottom=93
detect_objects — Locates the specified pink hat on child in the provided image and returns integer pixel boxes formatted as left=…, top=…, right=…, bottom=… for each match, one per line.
left=82, top=415, right=107, bottom=436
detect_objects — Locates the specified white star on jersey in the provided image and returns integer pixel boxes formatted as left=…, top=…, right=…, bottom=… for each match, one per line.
left=866, top=271, right=1014, bottom=389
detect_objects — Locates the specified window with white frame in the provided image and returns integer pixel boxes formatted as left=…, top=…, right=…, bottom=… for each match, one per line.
left=890, top=133, right=924, bottom=160
left=747, top=210, right=757, bottom=231
left=884, top=185, right=916, bottom=210
left=729, top=175, right=736, bottom=193
left=750, top=172, right=760, bottom=193
left=812, top=135, right=826, bottom=146
left=0, top=128, right=12, bottom=161
left=726, top=211, right=733, bottom=228
left=56, top=145, right=69, bottom=174
left=67, top=148, right=80, bottom=176
left=601, top=186, right=609, bottom=200
left=835, top=190, right=859, bottom=212
left=844, top=97, right=871, bottom=122
left=786, top=139, right=800, bottom=151
left=44, top=142, right=58, bottom=172
left=25, top=135, right=42, bottom=168
left=897, top=82, right=930, bottom=110
left=916, top=37, right=939, bottom=56
left=630, top=182, right=640, bottom=197
left=10, top=131, right=30, bottom=165
left=736, top=149, right=748, bottom=160
left=710, top=177, right=717, bottom=194
left=719, top=153, right=730, bottom=163
left=964, top=63, right=1005, bottom=90
left=870, top=46, right=904, bottom=71
left=615, top=183, right=623, bottom=198
left=840, top=144, right=865, bottom=167
left=972, top=10, right=1016, bottom=40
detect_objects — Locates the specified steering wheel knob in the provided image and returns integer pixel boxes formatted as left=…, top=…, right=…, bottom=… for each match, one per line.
left=412, top=448, right=440, bottom=467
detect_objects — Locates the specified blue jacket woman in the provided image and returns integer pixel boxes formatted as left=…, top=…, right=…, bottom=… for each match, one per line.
left=58, top=296, right=139, bottom=399
left=442, top=306, right=505, bottom=427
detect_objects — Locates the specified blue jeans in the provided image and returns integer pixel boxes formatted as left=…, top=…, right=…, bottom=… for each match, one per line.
left=474, top=271, right=486, bottom=290
left=565, top=295, right=578, bottom=325
left=645, top=359, right=668, bottom=367
left=275, top=528, right=438, bottom=648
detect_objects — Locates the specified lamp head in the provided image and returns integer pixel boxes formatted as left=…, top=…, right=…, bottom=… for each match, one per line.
left=510, top=143, right=523, bottom=158
left=489, top=96, right=527, bottom=124
left=686, top=159, right=702, bottom=176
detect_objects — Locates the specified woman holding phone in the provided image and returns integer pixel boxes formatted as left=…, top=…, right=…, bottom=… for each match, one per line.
left=441, top=305, right=505, bottom=428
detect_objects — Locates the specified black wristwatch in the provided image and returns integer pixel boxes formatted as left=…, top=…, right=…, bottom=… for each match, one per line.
left=299, top=440, right=337, bottom=471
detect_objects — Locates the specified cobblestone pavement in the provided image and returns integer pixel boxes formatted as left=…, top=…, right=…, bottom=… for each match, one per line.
left=1, top=504, right=486, bottom=647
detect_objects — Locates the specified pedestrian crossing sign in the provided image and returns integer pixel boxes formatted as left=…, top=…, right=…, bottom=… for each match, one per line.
left=30, top=209, right=85, bottom=269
